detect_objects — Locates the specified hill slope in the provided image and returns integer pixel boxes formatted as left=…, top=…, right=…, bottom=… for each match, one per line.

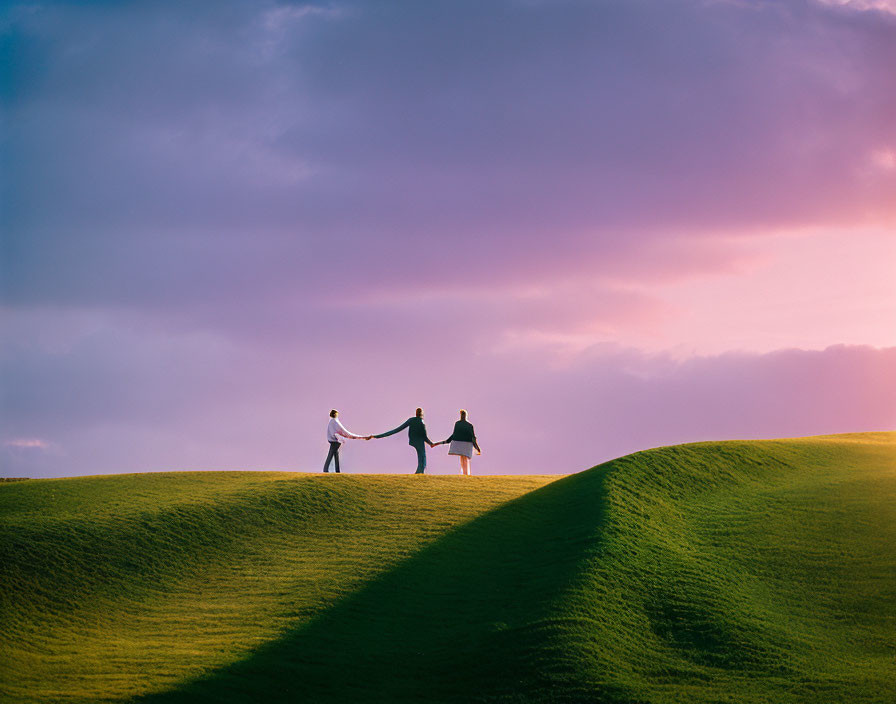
left=1, top=433, right=894, bottom=703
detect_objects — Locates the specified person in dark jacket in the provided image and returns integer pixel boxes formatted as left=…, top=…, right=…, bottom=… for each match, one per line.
left=373, top=407, right=435, bottom=474
left=433, top=409, right=481, bottom=475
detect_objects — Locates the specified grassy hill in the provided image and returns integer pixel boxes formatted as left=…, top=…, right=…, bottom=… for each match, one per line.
left=1, top=433, right=893, bottom=703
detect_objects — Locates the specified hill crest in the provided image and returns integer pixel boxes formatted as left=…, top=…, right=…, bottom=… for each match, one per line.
left=1, top=432, right=893, bottom=703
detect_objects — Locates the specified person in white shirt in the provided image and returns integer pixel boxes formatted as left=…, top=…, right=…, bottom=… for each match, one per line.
left=324, top=409, right=370, bottom=473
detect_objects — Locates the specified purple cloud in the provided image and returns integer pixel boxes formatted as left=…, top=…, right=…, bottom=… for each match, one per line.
left=4, top=0, right=895, bottom=315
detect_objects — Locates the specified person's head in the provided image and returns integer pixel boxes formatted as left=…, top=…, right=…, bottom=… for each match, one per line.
left=330, top=409, right=338, bottom=418
left=459, top=409, right=467, bottom=420
left=415, top=407, right=423, bottom=418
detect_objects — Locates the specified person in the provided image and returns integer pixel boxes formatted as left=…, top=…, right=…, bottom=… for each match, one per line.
left=433, top=409, right=481, bottom=475
left=324, top=409, right=369, bottom=473
left=372, top=407, right=434, bottom=474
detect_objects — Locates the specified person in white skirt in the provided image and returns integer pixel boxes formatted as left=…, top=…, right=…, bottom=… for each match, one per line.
left=433, top=409, right=481, bottom=475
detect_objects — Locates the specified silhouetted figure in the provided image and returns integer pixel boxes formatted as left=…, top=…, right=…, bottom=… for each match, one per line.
left=434, top=409, right=481, bottom=475
left=324, top=409, right=367, bottom=473
left=373, top=407, right=435, bottom=474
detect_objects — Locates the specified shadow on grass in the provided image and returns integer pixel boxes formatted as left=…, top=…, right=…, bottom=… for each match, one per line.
left=131, top=468, right=610, bottom=704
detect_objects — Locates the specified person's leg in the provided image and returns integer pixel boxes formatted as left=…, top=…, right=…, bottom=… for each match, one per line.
left=460, top=456, right=471, bottom=475
left=414, top=444, right=426, bottom=474
left=324, top=441, right=341, bottom=473
left=324, top=442, right=337, bottom=472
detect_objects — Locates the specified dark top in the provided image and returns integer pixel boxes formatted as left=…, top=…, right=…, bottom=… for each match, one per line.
left=375, top=417, right=433, bottom=447
left=443, top=419, right=477, bottom=444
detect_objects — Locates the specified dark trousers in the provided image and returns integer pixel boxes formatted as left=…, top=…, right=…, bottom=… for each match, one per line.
left=324, top=441, right=341, bottom=473
left=413, top=442, right=426, bottom=474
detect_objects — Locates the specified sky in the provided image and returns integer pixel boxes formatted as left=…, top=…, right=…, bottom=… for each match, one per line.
left=2, top=0, right=895, bottom=477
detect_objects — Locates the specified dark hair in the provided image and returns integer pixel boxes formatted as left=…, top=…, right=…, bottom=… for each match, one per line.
left=330, top=409, right=338, bottom=417
left=415, top=407, right=423, bottom=417
left=459, top=409, right=467, bottom=420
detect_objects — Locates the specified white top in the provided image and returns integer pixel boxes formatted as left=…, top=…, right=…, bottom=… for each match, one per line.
left=327, top=417, right=363, bottom=444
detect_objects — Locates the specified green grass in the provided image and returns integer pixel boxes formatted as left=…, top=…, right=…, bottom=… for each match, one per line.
left=1, top=433, right=894, bottom=703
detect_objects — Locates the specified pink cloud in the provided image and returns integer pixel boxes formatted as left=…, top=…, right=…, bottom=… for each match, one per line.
left=816, top=0, right=896, bottom=15
left=4, top=438, right=48, bottom=449
left=4, top=326, right=894, bottom=477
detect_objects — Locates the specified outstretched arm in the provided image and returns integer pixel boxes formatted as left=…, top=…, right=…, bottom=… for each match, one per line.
left=334, top=418, right=365, bottom=440
left=373, top=419, right=410, bottom=439
left=434, top=432, right=453, bottom=446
